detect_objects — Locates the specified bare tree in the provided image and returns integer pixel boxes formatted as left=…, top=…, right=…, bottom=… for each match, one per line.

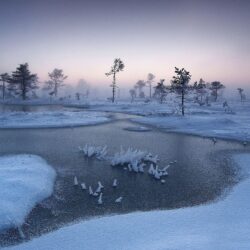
left=171, top=67, right=191, bottom=116
left=105, top=58, right=125, bottom=103
left=146, top=73, right=155, bottom=99
left=45, top=69, right=67, bottom=97
left=0, top=73, right=9, bottom=100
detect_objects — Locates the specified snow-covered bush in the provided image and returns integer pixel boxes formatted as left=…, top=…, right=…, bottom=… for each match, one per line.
left=79, top=144, right=171, bottom=180
left=79, top=144, right=107, bottom=160
left=111, top=147, right=162, bottom=174
left=111, top=147, right=147, bottom=167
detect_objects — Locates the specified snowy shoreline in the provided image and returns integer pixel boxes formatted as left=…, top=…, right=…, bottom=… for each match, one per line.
left=1, top=101, right=250, bottom=143
left=0, top=111, right=111, bottom=129
left=84, top=100, right=250, bottom=143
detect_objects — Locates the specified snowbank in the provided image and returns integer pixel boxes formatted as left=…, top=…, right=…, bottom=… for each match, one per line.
left=0, top=111, right=110, bottom=128
left=134, top=114, right=250, bottom=142
left=0, top=155, right=56, bottom=231
left=7, top=154, right=250, bottom=250
left=86, top=100, right=250, bottom=142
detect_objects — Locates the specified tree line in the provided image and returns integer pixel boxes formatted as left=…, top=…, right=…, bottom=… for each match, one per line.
left=0, top=60, right=247, bottom=114
left=0, top=63, right=67, bottom=101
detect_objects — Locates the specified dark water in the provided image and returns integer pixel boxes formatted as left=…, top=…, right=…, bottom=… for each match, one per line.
left=0, top=104, right=64, bottom=113
left=0, top=105, right=248, bottom=247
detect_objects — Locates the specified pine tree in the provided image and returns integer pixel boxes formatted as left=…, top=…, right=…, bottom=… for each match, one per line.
left=105, top=58, right=124, bottom=103
left=171, top=67, right=191, bottom=115
left=8, top=63, right=38, bottom=100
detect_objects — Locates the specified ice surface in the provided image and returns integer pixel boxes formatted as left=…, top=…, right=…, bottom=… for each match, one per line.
left=6, top=155, right=250, bottom=250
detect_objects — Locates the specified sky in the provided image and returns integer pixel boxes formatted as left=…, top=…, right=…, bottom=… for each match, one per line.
left=0, top=0, right=249, bottom=90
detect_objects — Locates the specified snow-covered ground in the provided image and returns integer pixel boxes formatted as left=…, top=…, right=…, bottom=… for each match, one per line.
left=1, top=98, right=249, bottom=141
left=0, top=155, right=56, bottom=231
left=84, top=100, right=250, bottom=142
left=0, top=111, right=110, bottom=128
left=6, top=153, right=250, bottom=250
left=134, top=114, right=250, bottom=142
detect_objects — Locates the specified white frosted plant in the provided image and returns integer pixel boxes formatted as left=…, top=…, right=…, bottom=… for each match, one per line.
left=111, top=147, right=148, bottom=167
left=110, top=147, right=163, bottom=175
left=79, top=144, right=107, bottom=160
left=78, top=144, right=170, bottom=180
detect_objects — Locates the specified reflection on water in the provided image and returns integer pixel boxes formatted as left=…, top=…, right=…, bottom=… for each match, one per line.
left=0, top=104, right=75, bottom=113
left=0, top=106, right=248, bottom=246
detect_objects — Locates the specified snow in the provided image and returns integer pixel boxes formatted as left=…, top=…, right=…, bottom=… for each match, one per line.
left=134, top=114, right=250, bottom=141
left=0, top=155, right=56, bottom=231
left=85, top=100, right=250, bottom=142
left=6, top=154, right=250, bottom=250
left=0, top=111, right=110, bottom=128
left=111, top=147, right=148, bottom=167
left=79, top=144, right=108, bottom=160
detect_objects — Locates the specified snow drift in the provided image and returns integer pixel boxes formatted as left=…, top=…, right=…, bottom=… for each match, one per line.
left=0, top=155, right=56, bottom=231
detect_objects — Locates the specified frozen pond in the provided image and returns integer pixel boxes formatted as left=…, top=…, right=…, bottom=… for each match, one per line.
left=0, top=105, right=248, bottom=247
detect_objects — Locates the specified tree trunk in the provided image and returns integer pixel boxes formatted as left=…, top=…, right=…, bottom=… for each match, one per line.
left=112, top=73, right=116, bottom=103
left=54, top=83, right=58, bottom=97
left=215, top=89, right=218, bottom=102
left=181, top=88, right=185, bottom=116
left=2, top=81, right=5, bottom=100
left=22, top=79, right=26, bottom=100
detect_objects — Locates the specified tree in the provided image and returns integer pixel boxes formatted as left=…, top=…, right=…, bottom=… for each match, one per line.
left=75, top=92, right=81, bottom=101
left=153, top=79, right=168, bottom=104
left=146, top=73, right=155, bottom=99
left=76, top=79, right=90, bottom=98
left=209, top=81, right=224, bottom=102
left=135, top=80, right=146, bottom=98
left=46, top=68, right=67, bottom=97
left=193, top=78, right=207, bottom=104
left=0, top=73, right=9, bottom=100
left=8, top=63, right=38, bottom=100
left=171, top=67, right=191, bottom=116
left=129, top=89, right=136, bottom=103
left=105, top=58, right=124, bottom=103
left=237, top=88, right=245, bottom=102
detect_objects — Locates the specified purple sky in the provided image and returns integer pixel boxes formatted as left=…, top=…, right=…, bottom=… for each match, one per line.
left=0, top=0, right=249, bottom=88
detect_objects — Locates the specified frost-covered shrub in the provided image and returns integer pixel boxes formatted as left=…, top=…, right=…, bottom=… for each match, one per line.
left=111, top=147, right=162, bottom=174
left=79, top=144, right=107, bottom=160
left=111, top=147, right=147, bottom=166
